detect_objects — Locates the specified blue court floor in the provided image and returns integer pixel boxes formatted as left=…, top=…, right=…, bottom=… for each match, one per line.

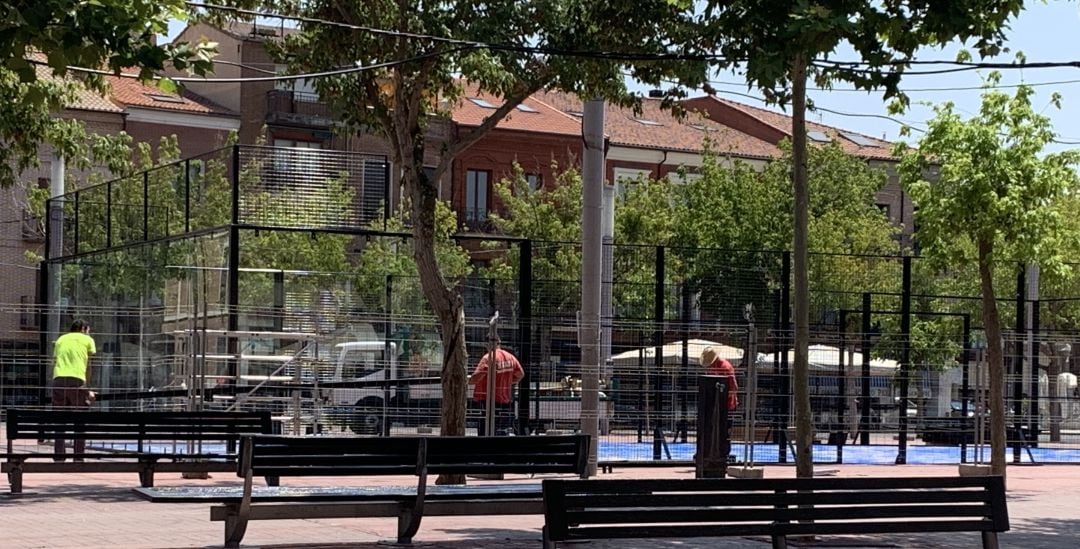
left=87, top=437, right=1080, bottom=465
left=596, top=439, right=1079, bottom=464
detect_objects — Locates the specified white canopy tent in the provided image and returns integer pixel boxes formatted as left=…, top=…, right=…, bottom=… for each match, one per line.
left=757, top=344, right=899, bottom=377
left=611, top=339, right=749, bottom=372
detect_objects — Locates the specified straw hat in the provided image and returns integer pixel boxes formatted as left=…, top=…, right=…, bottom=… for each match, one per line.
left=699, top=346, right=718, bottom=367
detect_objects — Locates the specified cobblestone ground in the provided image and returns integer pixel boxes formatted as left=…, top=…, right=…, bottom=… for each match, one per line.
left=2, top=463, right=1078, bottom=548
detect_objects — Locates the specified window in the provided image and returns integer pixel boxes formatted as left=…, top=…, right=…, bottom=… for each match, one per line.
left=667, top=172, right=702, bottom=185
left=274, top=64, right=317, bottom=94
left=21, top=178, right=48, bottom=240
left=841, top=131, right=877, bottom=147
left=613, top=167, right=652, bottom=198
left=465, top=169, right=490, bottom=226
left=173, top=160, right=205, bottom=196
left=144, top=93, right=185, bottom=104
left=526, top=173, right=542, bottom=191
left=875, top=203, right=891, bottom=219
left=19, top=296, right=37, bottom=329
left=468, top=97, right=497, bottom=109
left=340, top=349, right=386, bottom=379
left=272, top=139, right=322, bottom=172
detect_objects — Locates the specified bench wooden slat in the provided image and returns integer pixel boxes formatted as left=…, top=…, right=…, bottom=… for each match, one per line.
left=563, top=489, right=992, bottom=508
left=566, top=503, right=992, bottom=524
left=565, top=519, right=997, bottom=541
left=551, top=476, right=999, bottom=494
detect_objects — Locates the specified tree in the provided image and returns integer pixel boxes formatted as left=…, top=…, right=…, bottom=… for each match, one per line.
left=677, top=143, right=898, bottom=324
left=0, top=1, right=214, bottom=187
left=897, top=76, right=1080, bottom=476
left=700, top=0, right=1025, bottom=478
left=219, top=1, right=710, bottom=482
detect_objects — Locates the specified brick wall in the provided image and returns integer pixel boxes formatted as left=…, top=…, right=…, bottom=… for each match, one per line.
left=451, top=129, right=581, bottom=226
left=126, top=119, right=234, bottom=158
left=0, top=110, right=124, bottom=343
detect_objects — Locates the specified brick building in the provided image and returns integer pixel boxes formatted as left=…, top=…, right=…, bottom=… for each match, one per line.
left=171, top=21, right=449, bottom=213
left=449, top=92, right=584, bottom=231
left=683, top=95, right=912, bottom=239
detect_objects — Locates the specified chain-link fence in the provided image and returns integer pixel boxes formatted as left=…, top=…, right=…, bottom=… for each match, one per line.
left=6, top=145, right=1080, bottom=466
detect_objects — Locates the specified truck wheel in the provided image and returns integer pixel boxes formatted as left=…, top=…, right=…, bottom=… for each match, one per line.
left=350, top=398, right=385, bottom=435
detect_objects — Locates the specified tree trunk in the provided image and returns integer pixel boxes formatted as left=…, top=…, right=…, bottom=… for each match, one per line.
left=790, top=55, right=814, bottom=479
left=405, top=151, right=469, bottom=486
left=977, top=237, right=1007, bottom=478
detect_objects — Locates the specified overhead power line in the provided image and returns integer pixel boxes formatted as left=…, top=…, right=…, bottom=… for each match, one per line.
left=27, top=47, right=474, bottom=84
left=188, top=2, right=1080, bottom=72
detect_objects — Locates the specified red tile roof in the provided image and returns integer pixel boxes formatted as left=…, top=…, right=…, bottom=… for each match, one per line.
left=688, top=96, right=896, bottom=161
left=106, top=76, right=235, bottom=115
left=29, top=55, right=123, bottom=113
left=534, top=90, right=781, bottom=159
left=451, top=88, right=581, bottom=136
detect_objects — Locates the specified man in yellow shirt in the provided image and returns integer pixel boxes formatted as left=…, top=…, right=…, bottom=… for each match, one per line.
left=52, top=319, right=96, bottom=460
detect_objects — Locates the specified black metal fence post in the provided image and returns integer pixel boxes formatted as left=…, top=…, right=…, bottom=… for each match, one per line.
left=961, top=313, right=971, bottom=462
left=678, top=282, right=690, bottom=443
left=106, top=180, right=113, bottom=248
left=226, top=145, right=241, bottom=384
left=897, top=256, right=911, bottom=464
left=142, top=171, right=149, bottom=241
left=383, top=274, right=393, bottom=437
left=860, top=292, right=872, bottom=446
left=37, top=261, right=49, bottom=406
left=518, top=239, right=533, bottom=435
left=73, top=192, right=79, bottom=255
left=1013, top=266, right=1025, bottom=463
left=184, top=158, right=191, bottom=233
left=653, top=245, right=665, bottom=460
left=1030, top=299, right=1040, bottom=447
left=778, top=251, right=791, bottom=462
left=382, top=160, right=391, bottom=229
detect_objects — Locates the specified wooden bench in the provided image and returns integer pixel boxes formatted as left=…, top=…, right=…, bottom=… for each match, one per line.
left=542, top=476, right=1009, bottom=549
left=2, top=409, right=272, bottom=493
left=212, top=434, right=588, bottom=547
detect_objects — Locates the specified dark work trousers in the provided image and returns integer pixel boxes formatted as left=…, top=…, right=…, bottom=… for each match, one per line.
left=51, top=376, right=89, bottom=460
left=473, top=401, right=515, bottom=436
left=721, top=417, right=734, bottom=460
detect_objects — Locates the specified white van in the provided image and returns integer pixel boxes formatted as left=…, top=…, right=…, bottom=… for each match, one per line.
left=328, top=340, right=446, bottom=433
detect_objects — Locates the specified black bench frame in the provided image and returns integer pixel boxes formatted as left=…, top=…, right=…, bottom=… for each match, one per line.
left=214, top=434, right=589, bottom=547
left=542, top=476, right=1009, bottom=549
left=2, top=409, right=272, bottom=493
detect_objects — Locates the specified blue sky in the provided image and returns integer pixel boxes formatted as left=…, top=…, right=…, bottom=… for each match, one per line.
left=167, top=2, right=1079, bottom=152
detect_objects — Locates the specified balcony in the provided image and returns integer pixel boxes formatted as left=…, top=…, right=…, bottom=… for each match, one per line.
left=265, top=90, right=335, bottom=128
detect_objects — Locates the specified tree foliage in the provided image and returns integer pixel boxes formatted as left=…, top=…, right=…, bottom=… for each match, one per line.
left=0, top=0, right=215, bottom=187
left=696, top=0, right=1026, bottom=478
left=897, top=76, right=1080, bottom=476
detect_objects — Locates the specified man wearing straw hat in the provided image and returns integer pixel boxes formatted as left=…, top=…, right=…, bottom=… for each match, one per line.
left=700, top=346, right=739, bottom=461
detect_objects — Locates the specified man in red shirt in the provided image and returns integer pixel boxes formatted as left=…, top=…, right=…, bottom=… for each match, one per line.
left=470, top=341, right=525, bottom=436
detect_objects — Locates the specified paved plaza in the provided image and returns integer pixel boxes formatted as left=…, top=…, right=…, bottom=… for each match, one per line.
left=2, top=461, right=1079, bottom=549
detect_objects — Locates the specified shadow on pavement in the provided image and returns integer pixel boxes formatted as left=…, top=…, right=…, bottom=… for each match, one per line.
left=0, top=483, right=139, bottom=504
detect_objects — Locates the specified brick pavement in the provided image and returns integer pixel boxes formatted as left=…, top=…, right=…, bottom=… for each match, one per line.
left=2, top=464, right=1080, bottom=548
